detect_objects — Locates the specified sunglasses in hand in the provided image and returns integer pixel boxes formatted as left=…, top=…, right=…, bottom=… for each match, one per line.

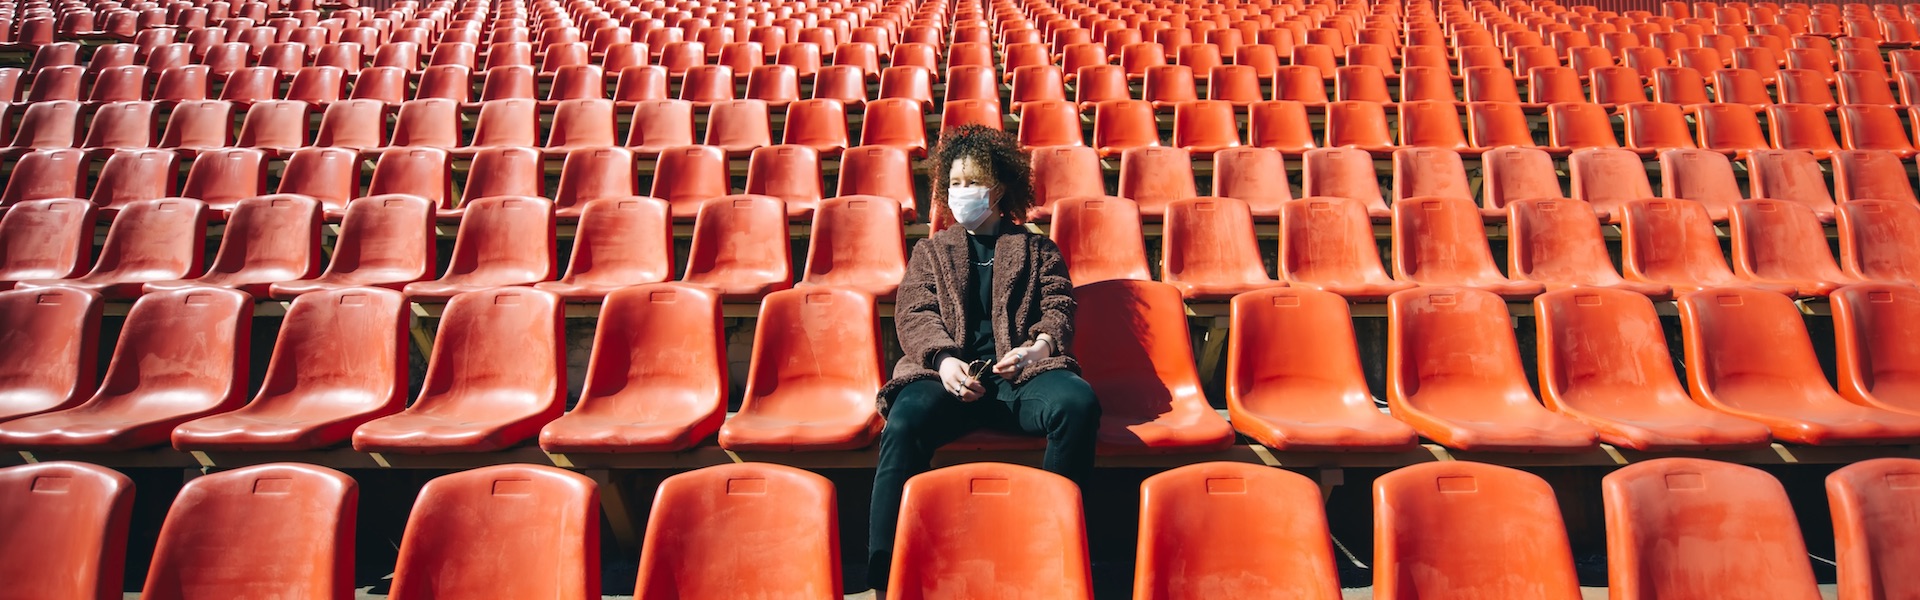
left=965, top=359, right=992, bottom=384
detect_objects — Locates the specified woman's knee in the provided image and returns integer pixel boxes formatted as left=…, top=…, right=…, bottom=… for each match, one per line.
left=883, top=380, right=951, bottom=435
left=1035, top=372, right=1101, bottom=425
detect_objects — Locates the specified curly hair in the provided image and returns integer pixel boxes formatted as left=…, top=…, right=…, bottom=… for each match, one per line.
left=928, top=124, right=1034, bottom=226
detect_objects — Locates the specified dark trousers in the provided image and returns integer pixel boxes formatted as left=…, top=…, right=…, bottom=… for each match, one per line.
left=865, top=369, right=1102, bottom=590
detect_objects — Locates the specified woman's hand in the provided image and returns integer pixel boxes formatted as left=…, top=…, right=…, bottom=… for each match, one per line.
left=939, top=356, right=985, bottom=401
left=991, top=338, right=1052, bottom=376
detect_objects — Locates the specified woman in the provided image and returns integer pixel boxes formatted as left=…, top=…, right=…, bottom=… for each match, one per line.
left=865, top=125, right=1102, bottom=595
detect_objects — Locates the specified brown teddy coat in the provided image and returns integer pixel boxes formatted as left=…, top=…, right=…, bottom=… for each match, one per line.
left=877, top=225, right=1079, bottom=415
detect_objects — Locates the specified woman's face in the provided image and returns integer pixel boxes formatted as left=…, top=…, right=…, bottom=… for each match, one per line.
left=948, top=157, right=1003, bottom=204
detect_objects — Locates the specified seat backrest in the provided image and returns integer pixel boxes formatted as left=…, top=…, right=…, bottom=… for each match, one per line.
left=1508, top=198, right=1621, bottom=284
left=89, top=149, right=177, bottom=210
left=141, top=464, right=359, bottom=600
left=442, top=196, right=556, bottom=281
left=1071, top=279, right=1231, bottom=447
left=1227, top=287, right=1372, bottom=410
left=89, top=198, right=209, bottom=281
left=1746, top=149, right=1837, bottom=212
left=1568, top=147, right=1657, bottom=215
left=206, top=194, right=323, bottom=280
left=1602, top=458, right=1822, bottom=599
left=888, top=463, right=1092, bottom=600
left=802, top=196, right=906, bottom=288
left=1827, top=458, right=1920, bottom=600
left=1049, top=196, right=1150, bottom=285
left=413, top=287, right=564, bottom=415
left=1, top=149, right=87, bottom=207
left=1392, top=147, right=1472, bottom=202
left=1134, top=462, right=1338, bottom=600
left=1388, top=286, right=1538, bottom=403
left=1481, top=146, right=1564, bottom=212
left=1372, top=461, right=1582, bottom=599
left=739, top=286, right=882, bottom=412
left=1161, top=197, right=1270, bottom=284
left=1211, top=147, right=1291, bottom=214
left=1677, top=286, right=1836, bottom=411
left=1391, top=197, right=1508, bottom=283
left=390, top=464, right=599, bottom=599
left=0, top=197, right=94, bottom=282
left=249, top=287, right=408, bottom=417
left=1277, top=196, right=1396, bottom=286
left=635, top=463, right=839, bottom=599
left=324, top=195, right=436, bottom=280
left=683, top=195, right=791, bottom=286
left=460, top=147, right=546, bottom=205
left=1301, top=147, right=1385, bottom=210
left=1535, top=287, right=1694, bottom=413
left=0, top=286, right=101, bottom=421
left=553, top=148, right=639, bottom=212
left=0, top=461, right=134, bottom=599
left=1832, top=149, right=1918, bottom=204
left=1832, top=283, right=1920, bottom=411
left=577, top=283, right=725, bottom=415
left=1728, top=198, right=1848, bottom=281
left=1837, top=200, right=1920, bottom=284
left=1658, top=149, right=1743, bottom=219
left=1621, top=199, right=1739, bottom=283
left=94, top=286, right=251, bottom=412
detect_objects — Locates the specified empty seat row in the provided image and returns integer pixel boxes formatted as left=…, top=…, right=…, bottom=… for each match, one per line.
left=7, top=276, right=1920, bottom=455
left=8, top=457, right=1920, bottom=599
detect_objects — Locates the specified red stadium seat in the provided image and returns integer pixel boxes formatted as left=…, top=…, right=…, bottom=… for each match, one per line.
left=388, top=465, right=599, bottom=598
left=1832, top=284, right=1920, bottom=416
left=1134, top=462, right=1342, bottom=599
left=1602, top=459, right=1822, bottom=598
left=1534, top=288, right=1773, bottom=450
left=1226, top=288, right=1418, bottom=450
left=1746, top=149, right=1839, bottom=222
left=0, top=149, right=87, bottom=207
left=89, top=149, right=178, bottom=213
left=681, top=195, right=793, bottom=300
left=625, top=99, right=698, bottom=157
left=1677, top=287, right=1920, bottom=444
left=1658, top=148, right=1744, bottom=222
left=717, top=287, right=883, bottom=451
left=887, top=463, right=1092, bottom=599
left=1620, top=199, right=1799, bottom=296
left=1728, top=199, right=1863, bottom=297
left=1049, top=196, right=1152, bottom=286
left=1073, top=280, right=1235, bottom=453
left=1249, top=101, right=1319, bottom=155
left=536, top=198, right=674, bottom=301
left=0, top=198, right=94, bottom=287
left=633, top=463, right=840, bottom=597
left=271, top=195, right=435, bottom=298
left=0, top=462, right=133, bottom=599
left=539, top=283, right=726, bottom=453
left=16, top=198, right=208, bottom=299
left=1827, top=458, right=1920, bottom=600
left=364, top=148, right=453, bottom=210
left=1211, top=147, right=1292, bottom=217
left=1160, top=197, right=1285, bottom=300
left=1277, top=197, right=1415, bottom=300
left=404, top=196, right=556, bottom=300
left=0, top=287, right=250, bottom=450
left=799, top=196, right=907, bottom=299
left=1372, top=462, right=1583, bottom=599
left=1508, top=199, right=1670, bottom=297
left=0, top=287, right=100, bottom=423
left=139, top=464, right=358, bottom=599
left=1568, top=148, right=1660, bottom=221
left=1116, top=146, right=1196, bottom=217
left=744, top=145, right=824, bottom=218
left=1392, top=197, right=1546, bottom=299
left=1392, top=147, right=1473, bottom=203
left=837, top=145, right=920, bottom=221
left=553, top=148, right=641, bottom=219
left=1838, top=200, right=1920, bottom=286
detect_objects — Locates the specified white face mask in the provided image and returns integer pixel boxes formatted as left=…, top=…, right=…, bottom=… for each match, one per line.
left=948, top=186, right=995, bottom=231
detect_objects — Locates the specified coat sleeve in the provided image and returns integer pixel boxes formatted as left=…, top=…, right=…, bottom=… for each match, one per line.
left=1027, top=236, right=1076, bottom=352
left=896, top=240, right=962, bottom=370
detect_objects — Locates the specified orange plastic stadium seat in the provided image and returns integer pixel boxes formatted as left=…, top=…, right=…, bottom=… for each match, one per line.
left=170, top=287, right=405, bottom=451
left=0, top=462, right=133, bottom=599
left=634, top=463, right=840, bottom=599
left=1301, top=147, right=1390, bottom=219
left=1372, top=461, right=1583, bottom=599
left=1160, top=197, right=1285, bottom=300
left=552, top=148, right=642, bottom=220
left=1657, top=148, right=1744, bottom=222
left=403, top=196, right=556, bottom=300
left=1534, top=288, right=1773, bottom=450
left=1568, top=147, right=1661, bottom=221
left=312, top=100, right=389, bottom=153
left=1620, top=102, right=1698, bottom=155
left=1602, top=458, right=1823, bottom=599
left=1031, top=146, right=1106, bottom=215
left=1392, top=147, right=1473, bottom=204
left=1653, top=66, right=1713, bottom=104
left=1116, top=146, right=1196, bottom=218
left=1837, top=106, right=1917, bottom=157
left=1478, top=146, right=1567, bottom=220
left=15, top=198, right=208, bottom=299
left=543, top=99, right=618, bottom=154
left=1545, top=102, right=1620, bottom=154
left=1619, top=199, right=1799, bottom=296
left=1835, top=151, right=1920, bottom=209
left=1746, top=149, right=1839, bottom=222
left=1508, top=199, right=1671, bottom=297
left=1678, top=287, right=1920, bottom=444
left=784, top=99, right=851, bottom=156
left=270, top=195, right=436, bottom=298
left=1696, top=103, right=1774, bottom=156
left=174, top=148, right=271, bottom=214
left=1133, top=462, right=1343, bottom=599
left=1752, top=181, right=1853, bottom=285
left=388, top=465, right=600, bottom=599
left=859, top=98, right=929, bottom=157
left=1249, top=100, right=1319, bottom=156
left=1073, top=280, right=1236, bottom=453
left=0, top=287, right=250, bottom=451
left=87, top=149, right=178, bottom=213
left=0, top=149, right=87, bottom=208
left=745, top=145, right=825, bottom=218
left=1398, top=101, right=1470, bottom=152
left=1049, top=196, right=1152, bottom=286
left=717, top=287, right=884, bottom=451
left=139, top=464, right=358, bottom=600
left=625, top=100, right=697, bottom=157
left=1766, top=103, right=1844, bottom=158
left=1335, top=65, right=1392, bottom=103
left=539, top=284, right=726, bottom=453
left=362, top=147, right=454, bottom=211
left=2, top=100, right=81, bottom=154
left=143, top=195, right=322, bottom=296
left=1391, top=197, right=1546, bottom=299
left=886, top=463, right=1092, bottom=599
left=1092, top=99, right=1161, bottom=157
left=1838, top=200, right=1920, bottom=285
left=1465, top=102, right=1538, bottom=152
left=0, top=198, right=94, bottom=287
left=458, top=98, right=541, bottom=154
left=535, top=197, right=674, bottom=301
left=1324, top=100, right=1395, bottom=152
left=1171, top=100, right=1240, bottom=155
left=1277, top=197, right=1415, bottom=301
left=838, top=145, right=920, bottom=221
left=353, top=288, right=566, bottom=453
left=799, top=196, right=907, bottom=299
left=1832, top=284, right=1920, bottom=416
left=1211, top=147, right=1292, bottom=218
left=0, top=287, right=100, bottom=423
left=1828, top=458, right=1920, bottom=600
left=680, top=195, right=793, bottom=300
left=1712, top=68, right=1775, bottom=107
left=1386, top=287, right=1599, bottom=451
left=1227, top=288, right=1418, bottom=450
